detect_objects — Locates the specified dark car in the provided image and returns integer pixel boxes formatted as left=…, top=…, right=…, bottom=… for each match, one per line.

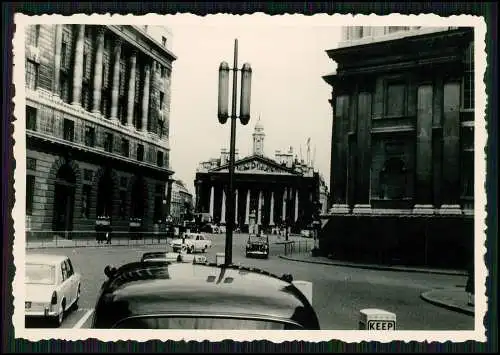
left=246, top=234, right=269, bottom=259
left=91, top=260, right=320, bottom=330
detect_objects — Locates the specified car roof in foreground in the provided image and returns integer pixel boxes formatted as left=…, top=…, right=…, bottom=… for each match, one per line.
left=94, top=261, right=315, bottom=328
left=26, top=253, right=67, bottom=265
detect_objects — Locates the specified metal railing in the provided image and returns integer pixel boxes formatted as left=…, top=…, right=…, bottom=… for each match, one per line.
left=26, top=230, right=172, bottom=249
left=275, top=238, right=315, bottom=256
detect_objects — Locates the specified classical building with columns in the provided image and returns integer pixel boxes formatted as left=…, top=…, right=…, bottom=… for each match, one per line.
left=321, top=26, right=475, bottom=268
left=24, top=24, right=176, bottom=236
left=194, top=120, right=321, bottom=233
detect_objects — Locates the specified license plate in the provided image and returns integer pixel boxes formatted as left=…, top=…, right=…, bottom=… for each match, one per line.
left=25, top=302, right=31, bottom=309
left=367, top=320, right=396, bottom=330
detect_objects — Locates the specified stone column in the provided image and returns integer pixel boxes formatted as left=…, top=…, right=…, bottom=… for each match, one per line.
left=53, top=25, right=63, bottom=96
left=414, top=84, right=434, bottom=214
left=294, top=189, right=299, bottom=222
left=195, top=180, right=201, bottom=213
left=257, top=190, right=263, bottom=225
left=71, top=24, right=85, bottom=106
left=441, top=80, right=462, bottom=214
left=269, top=191, right=275, bottom=226
left=282, top=188, right=287, bottom=222
left=110, top=38, right=122, bottom=122
left=165, top=179, right=173, bottom=218
left=245, top=189, right=250, bottom=225
left=141, top=62, right=151, bottom=131
left=221, top=187, right=226, bottom=224
left=234, top=189, right=239, bottom=224
left=209, top=185, right=215, bottom=219
left=126, top=50, right=137, bottom=127
left=92, top=26, right=105, bottom=114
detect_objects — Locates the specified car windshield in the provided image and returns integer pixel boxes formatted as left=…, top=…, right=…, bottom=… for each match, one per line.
left=25, top=263, right=56, bottom=285
left=113, top=316, right=302, bottom=330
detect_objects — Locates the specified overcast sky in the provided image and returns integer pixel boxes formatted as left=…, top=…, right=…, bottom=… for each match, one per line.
left=165, top=14, right=341, bottom=194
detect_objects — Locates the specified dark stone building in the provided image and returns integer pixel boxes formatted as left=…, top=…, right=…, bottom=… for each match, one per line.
left=24, top=24, right=177, bottom=238
left=194, top=120, right=322, bottom=233
left=321, top=27, right=475, bottom=269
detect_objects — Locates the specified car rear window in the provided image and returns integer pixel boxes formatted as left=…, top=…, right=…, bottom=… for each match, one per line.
left=25, top=263, right=56, bottom=285
left=249, top=236, right=267, bottom=243
left=113, top=316, right=303, bottom=330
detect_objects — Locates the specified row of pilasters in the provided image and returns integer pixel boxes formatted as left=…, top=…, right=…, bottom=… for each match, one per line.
left=329, top=73, right=464, bottom=211
left=200, top=184, right=313, bottom=228
left=53, top=24, right=169, bottom=133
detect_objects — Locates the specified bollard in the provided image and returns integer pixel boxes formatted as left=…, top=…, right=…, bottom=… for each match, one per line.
left=216, top=253, right=225, bottom=266
left=358, top=309, right=396, bottom=330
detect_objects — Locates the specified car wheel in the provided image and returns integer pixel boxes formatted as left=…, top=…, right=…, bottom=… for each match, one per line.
left=53, top=300, right=65, bottom=327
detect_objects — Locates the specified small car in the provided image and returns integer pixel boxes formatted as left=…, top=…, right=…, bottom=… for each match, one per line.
left=246, top=234, right=269, bottom=259
left=91, top=260, right=320, bottom=329
left=25, top=253, right=81, bottom=327
left=300, top=229, right=313, bottom=238
left=169, top=233, right=212, bottom=253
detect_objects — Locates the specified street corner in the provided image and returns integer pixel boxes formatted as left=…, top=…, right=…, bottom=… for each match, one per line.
left=420, top=288, right=474, bottom=316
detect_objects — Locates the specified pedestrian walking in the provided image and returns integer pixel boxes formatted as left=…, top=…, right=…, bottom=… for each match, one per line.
left=106, top=231, right=112, bottom=245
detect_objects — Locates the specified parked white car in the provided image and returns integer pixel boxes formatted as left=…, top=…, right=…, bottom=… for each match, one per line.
left=169, top=233, right=212, bottom=253
left=25, top=254, right=81, bottom=327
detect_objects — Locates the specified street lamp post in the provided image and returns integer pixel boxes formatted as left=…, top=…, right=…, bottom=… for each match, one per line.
left=218, top=39, right=252, bottom=266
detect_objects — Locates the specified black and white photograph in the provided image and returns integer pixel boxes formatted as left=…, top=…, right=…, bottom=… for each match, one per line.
left=12, top=13, right=487, bottom=343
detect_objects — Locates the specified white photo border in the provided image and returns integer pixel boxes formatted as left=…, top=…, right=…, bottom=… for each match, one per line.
left=11, top=12, right=488, bottom=343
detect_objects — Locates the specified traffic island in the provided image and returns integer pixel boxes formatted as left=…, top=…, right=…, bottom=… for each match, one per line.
left=420, top=288, right=474, bottom=316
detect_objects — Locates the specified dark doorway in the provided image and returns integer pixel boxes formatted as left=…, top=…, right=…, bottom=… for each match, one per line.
left=130, top=176, right=146, bottom=219
left=96, top=169, right=114, bottom=218
left=52, top=163, right=76, bottom=232
left=379, top=158, right=407, bottom=200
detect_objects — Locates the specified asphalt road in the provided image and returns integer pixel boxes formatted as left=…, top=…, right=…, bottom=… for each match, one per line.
left=24, top=233, right=474, bottom=330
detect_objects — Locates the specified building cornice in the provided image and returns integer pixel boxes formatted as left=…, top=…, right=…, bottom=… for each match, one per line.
left=106, top=25, right=177, bottom=67
left=326, top=28, right=472, bottom=64
left=27, top=131, right=174, bottom=176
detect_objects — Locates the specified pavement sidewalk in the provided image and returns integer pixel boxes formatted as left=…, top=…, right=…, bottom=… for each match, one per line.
left=280, top=254, right=474, bottom=316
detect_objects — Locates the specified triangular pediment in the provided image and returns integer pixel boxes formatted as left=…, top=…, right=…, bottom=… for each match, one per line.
left=210, top=155, right=298, bottom=175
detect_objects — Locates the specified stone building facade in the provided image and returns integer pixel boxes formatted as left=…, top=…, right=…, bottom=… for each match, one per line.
left=195, top=120, right=322, bottom=233
left=169, top=180, right=193, bottom=225
left=321, top=26, right=474, bottom=268
left=24, top=24, right=177, bottom=236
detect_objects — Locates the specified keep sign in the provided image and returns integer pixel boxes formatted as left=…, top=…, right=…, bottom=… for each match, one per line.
left=367, top=320, right=396, bottom=330
left=358, top=308, right=397, bottom=331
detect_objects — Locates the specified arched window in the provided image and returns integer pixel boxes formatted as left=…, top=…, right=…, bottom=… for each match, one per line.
left=379, top=158, right=407, bottom=200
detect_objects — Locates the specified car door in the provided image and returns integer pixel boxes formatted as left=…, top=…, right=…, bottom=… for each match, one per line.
left=59, top=260, right=70, bottom=307
left=65, top=259, right=77, bottom=305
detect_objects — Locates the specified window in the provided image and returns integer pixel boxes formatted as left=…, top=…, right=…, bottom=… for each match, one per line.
left=385, top=82, right=406, bottom=117
left=159, top=92, right=164, bottom=109
left=26, top=106, right=37, bottom=131
left=65, top=259, right=74, bottom=277
left=121, top=138, right=129, bottom=158
left=27, top=25, right=40, bottom=47
left=27, top=158, right=37, bottom=171
left=81, top=185, right=91, bottom=218
left=104, top=132, right=113, bottom=153
left=137, top=144, right=144, bottom=162
left=462, top=41, right=474, bottom=110
left=162, top=36, right=167, bottom=47
left=82, top=84, right=91, bottom=111
left=120, top=177, right=127, bottom=188
left=63, top=119, right=75, bottom=141
left=113, top=316, right=302, bottom=330
left=378, top=157, right=407, bottom=200
left=60, top=73, right=70, bottom=103
left=26, top=175, right=35, bottom=215
left=83, top=169, right=93, bottom=182
left=157, top=151, right=164, bottom=167
left=84, top=126, right=95, bottom=147
left=26, top=60, right=38, bottom=90
left=61, top=42, right=68, bottom=68
left=61, top=261, right=68, bottom=281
